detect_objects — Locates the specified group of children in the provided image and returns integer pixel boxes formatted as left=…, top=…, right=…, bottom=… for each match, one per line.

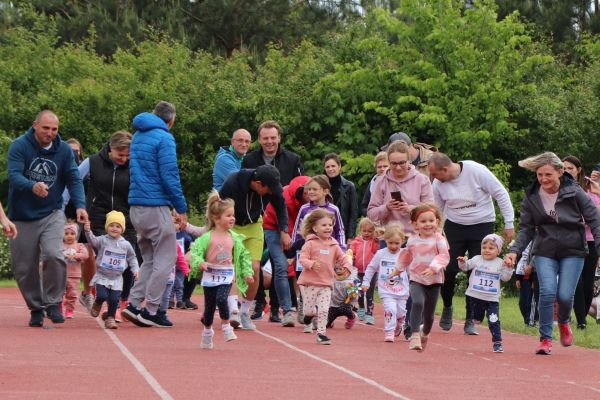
left=60, top=182, right=515, bottom=353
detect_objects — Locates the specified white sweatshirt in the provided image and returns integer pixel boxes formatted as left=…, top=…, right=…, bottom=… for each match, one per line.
left=362, top=248, right=409, bottom=298
left=432, top=161, right=514, bottom=228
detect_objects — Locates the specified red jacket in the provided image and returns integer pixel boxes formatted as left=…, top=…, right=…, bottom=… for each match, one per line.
left=263, top=175, right=310, bottom=233
left=350, top=236, right=380, bottom=273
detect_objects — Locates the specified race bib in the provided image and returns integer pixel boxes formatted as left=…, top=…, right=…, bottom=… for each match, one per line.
left=201, top=263, right=234, bottom=287
left=296, top=251, right=304, bottom=272
left=379, top=260, right=397, bottom=283
left=99, top=247, right=127, bottom=273
left=471, top=269, right=500, bottom=294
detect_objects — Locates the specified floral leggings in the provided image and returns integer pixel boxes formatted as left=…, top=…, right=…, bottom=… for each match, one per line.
left=299, top=285, right=332, bottom=335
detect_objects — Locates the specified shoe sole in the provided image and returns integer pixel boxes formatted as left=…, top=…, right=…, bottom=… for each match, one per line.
left=536, top=349, right=551, bottom=355
left=137, top=314, right=172, bottom=328
left=122, top=309, right=151, bottom=327
left=317, top=341, right=332, bottom=345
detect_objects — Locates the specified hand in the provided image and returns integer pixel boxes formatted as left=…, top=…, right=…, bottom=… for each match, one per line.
left=280, top=231, right=292, bottom=250
left=386, top=199, right=401, bottom=211
left=176, top=212, right=188, bottom=226
left=32, top=182, right=49, bottom=198
left=200, top=262, right=208, bottom=272
left=76, top=208, right=88, bottom=224
left=361, top=285, right=369, bottom=292
left=457, top=256, right=466, bottom=263
left=523, top=263, right=533, bottom=275
left=83, top=221, right=91, bottom=232
left=422, top=267, right=434, bottom=276
left=312, top=261, right=321, bottom=271
left=515, top=280, right=521, bottom=289
left=504, top=228, right=515, bottom=243
left=133, top=271, right=139, bottom=280
left=346, top=238, right=354, bottom=247
left=0, top=216, right=17, bottom=239
left=245, top=275, right=255, bottom=284
left=397, top=201, right=413, bottom=214
left=588, top=176, right=600, bottom=196
left=504, top=253, right=517, bottom=268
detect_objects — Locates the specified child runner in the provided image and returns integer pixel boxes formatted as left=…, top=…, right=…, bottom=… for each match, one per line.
left=84, top=211, right=138, bottom=329
left=351, top=217, right=380, bottom=324
left=327, top=264, right=358, bottom=330
left=62, top=222, right=89, bottom=319
left=458, top=234, right=513, bottom=353
left=297, top=208, right=351, bottom=345
left=189, top=191, right=254, bottom=349
left=395, top=204, right=449, bottom=351
left=362, top=223, right=409, bottom=342
left=292, top=175, right=346, bottom=326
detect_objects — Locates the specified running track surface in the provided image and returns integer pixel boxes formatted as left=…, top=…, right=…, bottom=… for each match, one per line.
left=1, top=288, right=600, bottom=400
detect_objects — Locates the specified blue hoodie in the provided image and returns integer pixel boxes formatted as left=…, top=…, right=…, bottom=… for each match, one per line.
left=8, top=128, right=85, bottom=221
left=128, top=112, right=187, bottom=213
left=212, top=145, right=243, bottom=191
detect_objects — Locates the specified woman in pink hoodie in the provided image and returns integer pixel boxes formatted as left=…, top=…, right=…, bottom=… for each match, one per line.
left=297, top=209, right=351, bottom=345
left=367, top=140, right=433, bottom=235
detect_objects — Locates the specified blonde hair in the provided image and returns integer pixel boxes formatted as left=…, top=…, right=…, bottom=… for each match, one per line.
left=519, top=152, right=563, bottom=172
left=410, top=203, right=443, bottom=228
left=374, top=151, right=388, bottom=168
left=205, top=190, right=235, bottom=230
left=358, top=217, right=375, bottom=232
left=301, top=209, right=335, bottom=239
left=383, top=223, right=406, bottom=242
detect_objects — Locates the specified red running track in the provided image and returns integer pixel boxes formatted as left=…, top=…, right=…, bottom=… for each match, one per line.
left=1, top=287, right=600, bottom=400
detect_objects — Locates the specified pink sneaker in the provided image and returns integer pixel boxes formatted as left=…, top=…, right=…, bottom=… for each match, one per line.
left=558, top=323, right=573, bottom=346
left=345, top=315, right=356, bottom=329
left=65, top=309, right=74, bottom=319
left=536, top=338, right=552, bottom=355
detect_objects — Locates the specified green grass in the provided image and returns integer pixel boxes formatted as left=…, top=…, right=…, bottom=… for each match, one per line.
left=0, top=279, right=17, bottom=288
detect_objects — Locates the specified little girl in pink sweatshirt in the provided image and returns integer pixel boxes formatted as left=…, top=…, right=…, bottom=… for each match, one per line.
left=298, top=208, right=351, bottom=345
left=62, top=223, right=89, bottom=319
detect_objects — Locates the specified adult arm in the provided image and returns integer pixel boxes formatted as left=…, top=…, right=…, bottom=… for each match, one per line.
left=367, top=177, right=390, bottom=224
left=157, top=135, right=187, bottom=214
left=7, top=140, right=35, bottom=192
left=506, top=197, right=536, bottom=267
left=575, top=189, right=600, bottom=257
left=270, top=192, right=289, bottom=234
left=478, top=166, right=515, bottom=230
left=212, top=153, right=237, bottom=191
left=0, top=202, right=17, bottom=239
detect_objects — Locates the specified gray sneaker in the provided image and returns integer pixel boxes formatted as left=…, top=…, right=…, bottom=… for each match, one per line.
left=79, top=292, right=94, bottom=312
left=201, top=328, right=214, bottom=349
left=464, top=319, right=479, bottom=335
left=230, top=311, right=241, bottom=329
left=282, top=311, right=296, bottom=327
left=439, top=306, right=453, bottom=331
left=240, top=312, right=256, bottom=330
left=303, top=323, right=313, bottom=333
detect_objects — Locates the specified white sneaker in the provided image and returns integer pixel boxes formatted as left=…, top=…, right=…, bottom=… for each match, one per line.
left=240, top=312, right=256, bottom=330
left=201, top=329, right=214, bottom=349
left=303, top=323, right=313, bottom=333
left=223, top=327, right=237, bottom=342
left=230, top=311, right=241, bottom=329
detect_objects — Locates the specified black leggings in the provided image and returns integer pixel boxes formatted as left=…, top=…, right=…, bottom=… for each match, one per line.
left=327, top=304, right=355, bottom=326
left=442, top=220, right=494, bottom=317
left=357, top=272, right=377, bottom=315
left=574, top=241, right=598, bottom=325
left=202, top=284, right=232, bottom=327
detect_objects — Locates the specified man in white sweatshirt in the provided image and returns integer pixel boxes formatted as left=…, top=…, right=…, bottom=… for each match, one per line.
left=428, top=152, right=514, bottom=335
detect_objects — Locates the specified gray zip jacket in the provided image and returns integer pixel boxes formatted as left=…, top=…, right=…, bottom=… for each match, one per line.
left=509, top=174, right=600, bottom=258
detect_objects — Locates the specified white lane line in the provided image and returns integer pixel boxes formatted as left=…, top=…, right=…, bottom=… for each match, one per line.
left=95, top=318, right=174, bottom=400
left=254, top=329, right=413, bottom=400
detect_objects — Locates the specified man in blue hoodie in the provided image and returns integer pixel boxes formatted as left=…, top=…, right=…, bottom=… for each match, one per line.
left=121, top=101, right=188, bottom=328
left=7, top=110, right=87, bottom=327
left=212, top=128, right=251, bottom=190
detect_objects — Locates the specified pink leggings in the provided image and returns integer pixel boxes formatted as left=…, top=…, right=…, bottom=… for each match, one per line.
left=299, top=285, right=332, bottom=335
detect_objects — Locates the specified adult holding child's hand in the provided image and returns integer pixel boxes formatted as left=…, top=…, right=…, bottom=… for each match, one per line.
left=507, top=152, right=600, bottom=355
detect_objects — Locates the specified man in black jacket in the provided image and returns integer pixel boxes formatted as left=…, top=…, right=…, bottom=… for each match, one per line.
left=242, top=120, right=304, bottom=186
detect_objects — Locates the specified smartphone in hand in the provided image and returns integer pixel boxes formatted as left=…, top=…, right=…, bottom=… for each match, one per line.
left=390, top=191, right=403, bottom=202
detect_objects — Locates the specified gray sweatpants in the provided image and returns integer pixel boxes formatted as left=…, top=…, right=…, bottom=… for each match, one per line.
left=10, top=210, right=66, bottom=311
left=409, top=281, right=441, bottom=336
left=128, top=206, right=176, bottom=314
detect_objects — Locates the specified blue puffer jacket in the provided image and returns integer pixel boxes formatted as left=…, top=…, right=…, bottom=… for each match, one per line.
left=128, top=112, right=187, bottom=213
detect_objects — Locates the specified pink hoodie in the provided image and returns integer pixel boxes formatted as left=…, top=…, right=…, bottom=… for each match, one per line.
left=297, top=234, right=351, bottom=288
left=367, top=166, right=433, bottom=233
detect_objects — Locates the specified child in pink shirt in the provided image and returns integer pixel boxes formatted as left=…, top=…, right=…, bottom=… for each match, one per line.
left=62, top=222, right=89, bottom=319
left=395, top=204, right=449, bottom=352
left=350, top=217, right=380, bottom=323
left=298, top=208, right=351, bottom=345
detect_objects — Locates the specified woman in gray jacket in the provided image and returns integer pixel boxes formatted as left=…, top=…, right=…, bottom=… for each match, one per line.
left=505, top=152, right=600, bottom=355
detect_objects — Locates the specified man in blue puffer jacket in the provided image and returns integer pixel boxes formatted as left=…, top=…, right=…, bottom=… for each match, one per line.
left=122, top=101, right=188, bottom=328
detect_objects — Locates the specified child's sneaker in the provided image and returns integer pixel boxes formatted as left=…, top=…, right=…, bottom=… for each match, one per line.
left=303, top=323, right=313, bottom=333
left=65, top=309, right=74, bottom=319
left=409, top=333, right=422, bottom=351
left=384, top=331, right=395, bottom=342
left=317, top=333, right=332, bottom=345
left=223, top=326, right=237, bottom=342
left=79, top=292, right=94, bottom=312
left=395, top=322, right=403, bottom=337
left=365, top=314, right=375, bottom=325
left=105, top=317, right=118, bottom=329
left=345, top=315, right=356, bottom=329
left=357, top=308, right=365, bottom=321
left=90, top=302, right=101, bottom=318
left=493, top=342, right=503, bottom=353
left=229, top=310, right=241, bottom=329
left=201, top=328, right=214, bottom=349
left=240, top=312, right=256, bottom=330
left=176, top=301, right=186, bottom=310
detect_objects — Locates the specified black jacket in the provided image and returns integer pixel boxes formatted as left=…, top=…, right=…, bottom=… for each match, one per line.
left=336, top=176, right=358, bottom=240
left=219, top=168, right=288, bottom=232
left=87, top=143, right=135, bottom=242
left=510, top=174, right=600, bottom=259
left=241, top=146, right=304, bottom=186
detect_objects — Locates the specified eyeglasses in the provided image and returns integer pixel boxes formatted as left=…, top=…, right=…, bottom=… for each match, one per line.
left=389, top=160, right=408, bottom=167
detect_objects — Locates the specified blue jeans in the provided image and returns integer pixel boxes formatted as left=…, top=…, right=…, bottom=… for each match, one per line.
left=173, top=270, right=185, bottom=302
left=264, top=229, right=292, bottom=313
left=535, top=256, right=584, bottom=340
left=160, top=282, right=174, bottom=312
